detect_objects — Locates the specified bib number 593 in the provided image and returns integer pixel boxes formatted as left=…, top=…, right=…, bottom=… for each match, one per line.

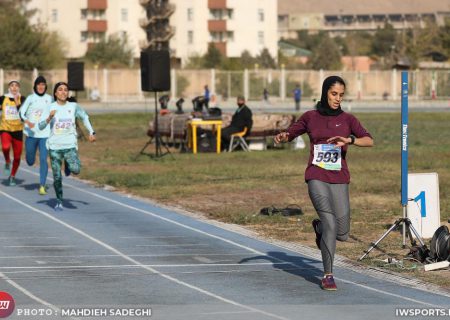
left=315, top=151, right=339, bottom=163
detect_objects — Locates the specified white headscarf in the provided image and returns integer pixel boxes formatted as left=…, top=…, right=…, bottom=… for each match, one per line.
left=6, top=80, right=20, bottom=99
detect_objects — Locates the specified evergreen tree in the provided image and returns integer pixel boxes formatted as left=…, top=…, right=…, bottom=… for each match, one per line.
left=372, top=23, right=397, bottom=57
left=240, top=50, right=256, bottom=69
left=202, top=43, right=223, bottom=68
left=309, top=36, right=342, bottom=70
left=85, top=35, right=134, bottom=67
left=256, top=48, right=276, bottom=69
left=0, top=7, right=65, bottom=69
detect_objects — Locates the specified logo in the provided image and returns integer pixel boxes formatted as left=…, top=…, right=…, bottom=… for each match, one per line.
left=335, top=123, right=342, bottom=127
left=0, top=292, right=15, bottom=318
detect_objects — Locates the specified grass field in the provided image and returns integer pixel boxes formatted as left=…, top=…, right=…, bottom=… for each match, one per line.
left=76, top=111, right=450, bottom=288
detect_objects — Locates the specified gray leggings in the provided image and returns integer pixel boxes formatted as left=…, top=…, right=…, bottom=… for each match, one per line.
left=308, top=180, right=350, bottom=274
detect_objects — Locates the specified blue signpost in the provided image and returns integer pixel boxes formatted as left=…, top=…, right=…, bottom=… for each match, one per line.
left=360, top=71, right=426, bottom=260
left=401, top=71, right=409, bottom=246
left=401, top=71, right=408, bottom=206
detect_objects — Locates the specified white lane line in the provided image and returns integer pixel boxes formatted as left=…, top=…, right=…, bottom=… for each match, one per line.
left=201, top=311, right=256, bottom=315
left=120, top=236, right=189, bottom=239
left=0, top=237, right=60, bottom=240
left=0, top=272, right=77, bottom=320
left=337, top=278, right=438, bottom=307
left=135, top=244, right=209, bottom=247
left=0, top=190, right=290, bottom=320
left=59, top=180, right=447, bottom=307
left=0, top=253, right=251, bottom=259
left=4, top=246, right=74, bottom=248
left=0, top=262, right=290, bottom=270
left=13, top=167, right=447, bottom=307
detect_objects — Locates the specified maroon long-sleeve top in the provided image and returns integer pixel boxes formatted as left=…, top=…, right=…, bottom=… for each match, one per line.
left=287, top=110, right=372, bottom=184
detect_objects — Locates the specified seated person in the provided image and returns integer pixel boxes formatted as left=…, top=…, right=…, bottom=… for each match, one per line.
left=159, top=95, right=170, bottom=115
left=90, top=87, right=100, bottom=101
left=221, top=95, right=252, bottom=150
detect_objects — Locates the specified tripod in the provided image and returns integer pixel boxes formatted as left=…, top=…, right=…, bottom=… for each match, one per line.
left=136, top=92, right=173, bottom=160
left=359, top=204, right=427, bottom=261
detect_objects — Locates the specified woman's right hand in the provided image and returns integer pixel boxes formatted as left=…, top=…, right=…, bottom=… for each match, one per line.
left=26, top=120, right=35, bottom=129
left=274, top=132, right=289, bottom=144
left=47, top=110, right=56, bottom=123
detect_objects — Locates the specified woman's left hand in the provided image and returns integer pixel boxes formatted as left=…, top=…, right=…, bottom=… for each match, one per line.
left=14, top=94, right=21, bottom=106
left=327, top=136, right=350, bottom=147
left=89, top=134, right=96, bottom=143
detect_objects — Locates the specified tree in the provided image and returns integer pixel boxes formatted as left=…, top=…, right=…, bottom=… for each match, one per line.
left=239, top=50, right=256, bottom=68
left=372, top=23, right=397, bottom=57
left=256, top=48, right=276, bottom=69
left=308, top=36, right=342, bottom=70
left=440, top=20, right=450, bottom=58
left=202, top=43, right=223, bottom=68
left=0, top=7, right=65, bottom=69
left=184, top=53, right=203, bottom=69
left=0, top=0, right=37, bottom=18
left=85, top=35, right=133, bottom=67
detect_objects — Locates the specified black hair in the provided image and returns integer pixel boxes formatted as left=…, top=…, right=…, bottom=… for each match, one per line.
left=53, top=82, right=69, bottom=102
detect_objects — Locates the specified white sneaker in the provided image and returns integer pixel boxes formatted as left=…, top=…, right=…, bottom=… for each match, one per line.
left=54, top=202, right=63, bottom=212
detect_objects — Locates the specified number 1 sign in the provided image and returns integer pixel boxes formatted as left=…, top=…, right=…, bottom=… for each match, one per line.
left=407, top=173, right=440, bottom=238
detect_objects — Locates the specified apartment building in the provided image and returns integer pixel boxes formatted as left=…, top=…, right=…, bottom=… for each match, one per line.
left=168, top=0, right=278, bottom=64
left=27, top=0, right=278, bottom=65
left=28, top=0, right=145, bottom=59
left=278, top=0, right=450, bottom=38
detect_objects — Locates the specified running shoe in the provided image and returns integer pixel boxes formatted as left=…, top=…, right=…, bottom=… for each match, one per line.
left=54, top=202, right=63, bottom=212
left=39, top=185, right=47, bottom=195
left=8, top=176, right=16, bottom=186
left=64, top=160, right=71, bottom=177
left=312, top=219, right=322, bottom=249
left=321, top=274, right=337, bottom=291
left=4, top=163, right=11, bottom=176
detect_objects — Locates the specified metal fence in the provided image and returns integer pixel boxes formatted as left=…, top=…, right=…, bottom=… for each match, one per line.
left=1, top=68, right=448, bottom=102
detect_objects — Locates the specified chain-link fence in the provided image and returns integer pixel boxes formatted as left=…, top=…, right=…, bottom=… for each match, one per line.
left=1, top=68, right=448, bottom=102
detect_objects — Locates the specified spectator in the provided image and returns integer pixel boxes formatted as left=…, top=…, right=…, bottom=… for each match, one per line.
left=263, top=88, right=269, bottom=103
left=294, top=84, right=302, bottom=111
left=90, top=87, right=100, bottom=101
left=204, top=85, right=210, bottom=108
left=221, top=95, right=252, bottom=150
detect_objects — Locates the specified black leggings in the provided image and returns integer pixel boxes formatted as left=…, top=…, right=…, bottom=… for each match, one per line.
left=308, top=180, right=350, bottom=274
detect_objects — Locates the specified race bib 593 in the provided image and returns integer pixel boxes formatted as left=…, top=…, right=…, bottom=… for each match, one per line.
left=312, top=144, right=342, bottom=171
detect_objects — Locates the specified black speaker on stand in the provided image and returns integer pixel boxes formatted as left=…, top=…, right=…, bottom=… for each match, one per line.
left=136, top=50, right=173, bottom=160
left=67, top=61, right=84, bottom=100
left=67, top=62, right=87, bottom=141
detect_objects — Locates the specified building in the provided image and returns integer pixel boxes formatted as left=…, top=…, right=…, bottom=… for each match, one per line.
left=28, top=0, right=145, bottom=59
left=278, top=0, right=450, bottom=38
left=168, top=0, right=278, bottom=65
left=27, top=0, right=278, bottom=65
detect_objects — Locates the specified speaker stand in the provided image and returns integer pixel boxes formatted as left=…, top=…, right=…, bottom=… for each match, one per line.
left=136, top=92, right=173, bottom=160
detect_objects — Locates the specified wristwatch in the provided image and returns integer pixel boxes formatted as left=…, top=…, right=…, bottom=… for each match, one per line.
left=349, top=134, right=355, bottom=145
